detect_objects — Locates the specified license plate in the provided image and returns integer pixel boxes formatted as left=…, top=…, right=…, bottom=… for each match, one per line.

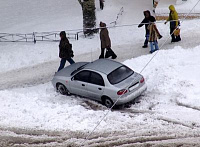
left=129, top=83, right=139, bottom=91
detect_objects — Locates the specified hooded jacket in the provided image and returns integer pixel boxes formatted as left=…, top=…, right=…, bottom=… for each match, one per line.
left=167, top=5, right=179, bottom=28
left=59, top=37, right=73, bottom=59
left=100, top=22, right=111, bottom=48
left=138, top=10, right=151, bottom=35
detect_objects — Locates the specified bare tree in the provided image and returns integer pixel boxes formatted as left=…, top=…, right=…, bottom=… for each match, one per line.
left=78, top=0, right=97, bottom=36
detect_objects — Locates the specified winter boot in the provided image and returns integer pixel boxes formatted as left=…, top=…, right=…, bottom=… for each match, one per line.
left=176, top=35, right=181, bottom=42
left=142, top=45, right=148, bottom=48
left=171, top=34, right=176, bottom=43
left=112, top=54, right=117, bottom=59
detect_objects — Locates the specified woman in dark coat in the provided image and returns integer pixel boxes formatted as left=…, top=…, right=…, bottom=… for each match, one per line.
left=99, top=22, right=117, bottom=59
left=57, top=31, right=75, bottom=72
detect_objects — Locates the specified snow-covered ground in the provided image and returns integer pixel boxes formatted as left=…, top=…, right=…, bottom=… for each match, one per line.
left=157, top=0, right=200, bottom=14
left=1, top=0, right=200, bottom=146
left=1, top=46, right=200, bottom=132
left=1, top=46, right=200, bottom=146
left=0, top=0, right=154, bottom=72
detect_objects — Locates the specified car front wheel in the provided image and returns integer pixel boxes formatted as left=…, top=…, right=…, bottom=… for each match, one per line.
left=57, top=83, right=69, bottom=95
left=103, top=97, right=114, bottom=108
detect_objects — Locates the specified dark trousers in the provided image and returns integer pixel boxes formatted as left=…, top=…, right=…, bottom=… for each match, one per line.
left=100, top=1, right=104, bottom=10
left=58, top=58, right=75, bottom=72
left=144, top=34, right=150, bottom=46
left=170, top=27, right=181, bottom=42
left=99, top=47, right=117, bottom=59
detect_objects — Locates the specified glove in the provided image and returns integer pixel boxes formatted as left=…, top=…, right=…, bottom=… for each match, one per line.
left=158, top=35, right=162, bottom=39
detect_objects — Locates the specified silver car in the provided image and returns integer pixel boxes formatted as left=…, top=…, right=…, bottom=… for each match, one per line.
left=52, top=59, right=147, bottom=108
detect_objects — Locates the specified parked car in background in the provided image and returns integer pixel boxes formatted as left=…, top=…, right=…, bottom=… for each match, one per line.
left=52, top=59, right=147, bottom=108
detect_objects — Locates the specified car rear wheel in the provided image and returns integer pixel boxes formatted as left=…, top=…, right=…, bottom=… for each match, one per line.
left=103, top=97, right=114, bottom=108
left=57, top=83, right=69, bottom=95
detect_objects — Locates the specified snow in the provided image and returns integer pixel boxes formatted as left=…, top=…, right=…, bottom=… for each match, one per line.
left=157, top=0, right=200, bottom=14
left=0, top=0, right=82, bottom=33
left=0, top=0, right=155, bottom=73
left=1, top=0, right=200, bottom=145
left=1, top=46, right=200, bottom=134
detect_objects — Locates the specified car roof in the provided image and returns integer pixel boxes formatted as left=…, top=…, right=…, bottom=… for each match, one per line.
left=84, top=59, right=122, bottom=75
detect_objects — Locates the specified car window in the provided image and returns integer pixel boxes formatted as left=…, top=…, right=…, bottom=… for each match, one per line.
left=74, top=70, right=90, bottom=83
left=71, top=63, right=89, bottom=76
left=107, top=65, right=134, bottom=85
left=90, top=72, right=105, bottom=86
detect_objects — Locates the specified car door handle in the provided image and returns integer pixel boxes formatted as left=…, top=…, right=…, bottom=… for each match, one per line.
left=82, top=84, right=85, bottom=87
left=98, top=88, right=102, bottom=90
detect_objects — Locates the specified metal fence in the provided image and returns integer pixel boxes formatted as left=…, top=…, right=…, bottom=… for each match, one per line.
left=110, top=7, right=124, bottom=26
left=0, top=31, right=82, bottom=43
left=0, top=7, right=125, bottom=43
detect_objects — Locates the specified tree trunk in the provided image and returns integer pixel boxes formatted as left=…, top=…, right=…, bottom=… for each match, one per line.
left=78, top=0, right=97, bottom=36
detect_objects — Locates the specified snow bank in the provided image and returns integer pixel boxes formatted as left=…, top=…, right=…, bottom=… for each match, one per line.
left=1, top=46, right=200, bottom=134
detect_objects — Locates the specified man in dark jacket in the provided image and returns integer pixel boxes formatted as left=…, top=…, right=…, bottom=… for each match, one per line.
left=57, top=31, right=75, bottom=72
left=100, top=0, right=104, bottom=10
left=99, top=22, right=117, bottom=59
left=138, top=10, right=151, bottom=48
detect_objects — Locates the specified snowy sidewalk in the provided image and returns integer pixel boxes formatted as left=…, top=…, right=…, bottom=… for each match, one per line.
left=1, top=23, right=200, bottom=90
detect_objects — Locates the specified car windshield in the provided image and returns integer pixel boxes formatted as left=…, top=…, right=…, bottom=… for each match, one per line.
left=71, top=63, right=88, bottom=76
left=107, top=65, right=134, bottom=85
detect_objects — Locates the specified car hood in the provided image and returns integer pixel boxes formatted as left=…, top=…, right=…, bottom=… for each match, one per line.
left=55, top=62, right=89, bottom=77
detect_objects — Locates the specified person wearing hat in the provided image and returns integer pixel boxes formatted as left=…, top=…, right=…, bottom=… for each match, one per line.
left=165, top=5, right=181, bottom=42
left=138, top=10, right=151, bottom=48
left=99, top=22, right=117, bottom=59
left=57, top=31, right=75, bottom=72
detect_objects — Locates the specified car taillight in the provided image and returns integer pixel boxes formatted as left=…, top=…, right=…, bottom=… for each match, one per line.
left=117, top=89, right=128, bottom=95
left=140, top=77, right=145, bottom=83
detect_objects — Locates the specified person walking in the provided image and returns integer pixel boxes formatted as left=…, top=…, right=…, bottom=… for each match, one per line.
left=165, top=5, right=181, bottom=42
left=99, top=22, right=117, bottom=59
left=100, top=0, right=104, bottom=10
left=57, top=31, right=75, bottom=72
left=148, top=16, right=162, bottom=53
left=138, top=10, right=151, bottom=48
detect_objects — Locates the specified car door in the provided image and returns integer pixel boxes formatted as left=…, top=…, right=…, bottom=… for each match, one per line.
left=70, top=70, right=90, bottom=97
left=86, top=71, right=105, bottom=100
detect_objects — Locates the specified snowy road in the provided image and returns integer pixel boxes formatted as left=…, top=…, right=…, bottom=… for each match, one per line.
left=1, top=36, right=200, bottom=147
left=1, top=126, right=200, bottom=147
left=1, top=25, right=200, bottom=90
left=1, top=0, right=200, bottom=146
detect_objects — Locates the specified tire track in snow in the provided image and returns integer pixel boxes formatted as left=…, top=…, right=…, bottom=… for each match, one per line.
left=157, top=116, right=195, bottom=129
left=85, top=136, right=177, bottom=147
left=176, top=99, right=200, bottom=112
left=1, top=125, right=200, bottom=147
